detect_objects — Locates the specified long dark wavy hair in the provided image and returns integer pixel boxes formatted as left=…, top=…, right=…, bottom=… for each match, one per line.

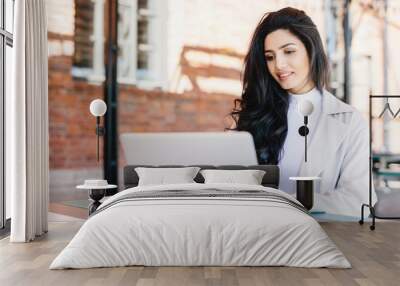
left=230, top=7, right=329, bottom=164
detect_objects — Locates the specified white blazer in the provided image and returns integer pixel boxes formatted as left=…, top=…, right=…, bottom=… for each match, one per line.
left=299, top=90, right=377, bottom=216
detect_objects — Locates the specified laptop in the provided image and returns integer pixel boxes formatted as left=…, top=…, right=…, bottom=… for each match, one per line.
left=120, top=132, right=258, bottom=165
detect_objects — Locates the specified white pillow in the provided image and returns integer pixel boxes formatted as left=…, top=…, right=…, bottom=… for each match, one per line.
left=200, top=169, right=266, bottom=185
left=135, top=167, right=201, bottom=186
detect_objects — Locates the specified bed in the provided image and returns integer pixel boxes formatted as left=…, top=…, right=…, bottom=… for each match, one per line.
left=50, top=165, right=350, bottom=269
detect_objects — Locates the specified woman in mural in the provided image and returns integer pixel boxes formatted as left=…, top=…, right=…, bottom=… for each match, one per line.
left=230, top=7, right=375, bottom=216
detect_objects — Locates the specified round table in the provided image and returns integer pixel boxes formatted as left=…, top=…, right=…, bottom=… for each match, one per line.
left=77, top=184, right=117, bottom=215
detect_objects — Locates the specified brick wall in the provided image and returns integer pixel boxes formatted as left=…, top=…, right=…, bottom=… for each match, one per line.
left=48, top=52, right=235, bottom=169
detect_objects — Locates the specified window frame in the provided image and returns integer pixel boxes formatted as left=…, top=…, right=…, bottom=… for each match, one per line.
left=72, top=0, right=167, bottom=90
left=1, top=0, right=14, bottom=230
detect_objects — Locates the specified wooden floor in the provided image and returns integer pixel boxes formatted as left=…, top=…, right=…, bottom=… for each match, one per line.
left=49, top=202, right=88, bottom=219
left=0, top=221, right=399, bottom=286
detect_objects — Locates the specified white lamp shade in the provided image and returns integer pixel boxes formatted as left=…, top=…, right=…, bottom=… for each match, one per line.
left=90, top=99, right=107, bottom=117
left=297, top=99, right=314, bottom=116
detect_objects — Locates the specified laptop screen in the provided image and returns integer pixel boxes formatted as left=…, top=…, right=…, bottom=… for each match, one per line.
left=120, top=132, right=258, bottom=165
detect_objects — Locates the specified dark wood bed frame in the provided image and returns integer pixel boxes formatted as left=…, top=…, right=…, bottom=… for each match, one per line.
left=123, top=165, right=280, bottom=189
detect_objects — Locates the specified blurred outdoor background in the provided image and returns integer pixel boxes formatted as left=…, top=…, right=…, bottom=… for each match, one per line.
left=43, top=0, right=400, bottom=218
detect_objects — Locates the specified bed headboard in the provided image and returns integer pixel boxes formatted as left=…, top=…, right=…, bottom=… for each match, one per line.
left=123, top=165, right=280, bottom=189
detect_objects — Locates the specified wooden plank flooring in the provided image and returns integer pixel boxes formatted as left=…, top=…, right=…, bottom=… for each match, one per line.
left=48, top=202, right=88, bottom=219
left=0, top=221, right=399, bottom=286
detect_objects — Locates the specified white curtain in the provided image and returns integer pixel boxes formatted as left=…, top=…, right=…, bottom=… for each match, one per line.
left=7, top=0, right=49, bottom=242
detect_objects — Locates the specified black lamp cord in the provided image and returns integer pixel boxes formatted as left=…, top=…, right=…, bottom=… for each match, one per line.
left=95, top=117, right=105, bottom=162
left=298, top=116, right=309, bottom=162
left=304, top=116, right=308, bottom=163
left=96, top=117, right=100, bottom=162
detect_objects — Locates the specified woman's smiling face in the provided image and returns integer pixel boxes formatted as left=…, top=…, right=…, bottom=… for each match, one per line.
left=264, top=29, right=314, bottom=94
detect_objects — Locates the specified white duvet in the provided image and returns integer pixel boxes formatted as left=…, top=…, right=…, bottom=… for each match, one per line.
left=50, top=183, right=351, bottom=269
